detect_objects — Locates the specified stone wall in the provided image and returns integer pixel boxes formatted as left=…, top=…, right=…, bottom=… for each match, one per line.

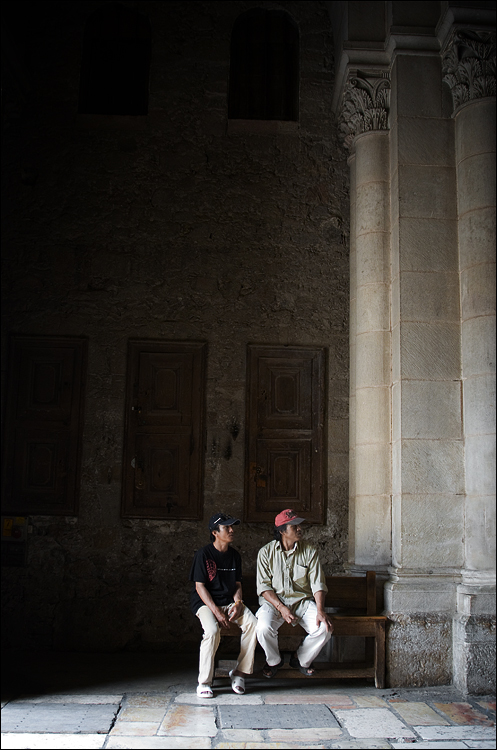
left=1, top=1, right=350, bottom=651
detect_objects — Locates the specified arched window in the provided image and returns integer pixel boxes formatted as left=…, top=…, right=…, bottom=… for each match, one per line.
left=228, top=8, right=299, bottom=121
left=78, top=4, right=151, bottom=116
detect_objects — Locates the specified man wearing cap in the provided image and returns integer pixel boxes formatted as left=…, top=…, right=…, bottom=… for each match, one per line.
left=255, top=508, right=333, bottom=678
left=189, top=512, right=258, bottom=698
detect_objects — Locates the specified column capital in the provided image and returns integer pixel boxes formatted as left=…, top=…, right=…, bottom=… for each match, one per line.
left=338, top=69, right=391, bottom=151
left=442, top=28, right=496, bottom=113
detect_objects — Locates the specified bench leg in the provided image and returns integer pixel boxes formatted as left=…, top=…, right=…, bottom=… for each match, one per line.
left=365, top=636, right=374, bottom=666
left=374, top=622, right=386, bottom=689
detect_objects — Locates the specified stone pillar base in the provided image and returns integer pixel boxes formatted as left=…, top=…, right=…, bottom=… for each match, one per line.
left=384, top=571, right=458, bottom=686
left=453, top=581, right=496, bottom=694
left=386, top=613, right=453, bottom=687
left=453, top=613, right=496, bottom=694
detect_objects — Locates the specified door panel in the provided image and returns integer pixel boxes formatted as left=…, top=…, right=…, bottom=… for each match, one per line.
left=245, top=345, right=325, bottom=523
left=15, top=428, right=70, bottom=507
left=255, top=438, right=312, bottom=511
left=257, top=358, right=313, bottom=430
left=122, top=340, right=206, bottom=519
left=16, top=346, right=77, bottom=422
left=130, top=432, right=191, bottom=514
left=137, top=352, right=194, bottom=425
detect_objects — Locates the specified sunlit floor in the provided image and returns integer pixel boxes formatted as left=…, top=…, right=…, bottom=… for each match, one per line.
left=1, top=649, right=495, bottom=749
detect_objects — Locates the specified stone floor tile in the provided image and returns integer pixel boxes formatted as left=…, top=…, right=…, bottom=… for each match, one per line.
left=158, top=704, right=217, bottom=736
left=221, top=729, right=265, bottom=741
left=476, top=700, right=496, bottom=713
left=433, top=702, right=495, bottom=726
left=464, top=742, right=497, bottom=749
left=110, top=721, right=161, bottom=735
left=1, top=702, right=119, bottom=734
left=125, top=695, right=172, bottom=708
left=118, top=706, right=168, bottom=722
left=106, top=737, right=212, bottom=749
left=390, top=701, right=449, bottom=726
left=352, top=696, right=389, bottom=709
left=0, top=733, right=105, bottom=749
left=214, top=744, right=295, bottom=749
left=175, top=692, right=263, bottom=705
left=219, top=703, right=340, bottom=729
left=264, top=693, right=354, bottom=706
left=415, top=725, right=497, bottom=740
left=333, top=708, right=415, bottom=739
left=390, top=743, right=469, bottom=749
left=328, top=742, right=391, bottom=749
left=268, top=727, right=342, bottom=741
left=11, top=694, right=123, bottom=704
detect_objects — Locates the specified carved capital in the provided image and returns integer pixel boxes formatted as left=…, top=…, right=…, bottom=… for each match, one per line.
left=338, top=71, right=390, bottom=150
left=442, top=29, right=496, bottom=111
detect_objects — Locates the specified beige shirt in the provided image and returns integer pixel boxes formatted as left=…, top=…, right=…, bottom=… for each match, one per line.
left=256, top=539, right=328, bottom=611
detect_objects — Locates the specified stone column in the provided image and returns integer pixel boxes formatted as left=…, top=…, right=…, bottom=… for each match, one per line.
left=348, top=150, right=357, bottom=564
left=443, top=29, right=496, bottom=694
left=385, top=48, right=464, bottom=686
left=340, top=72, right=392, bottom=572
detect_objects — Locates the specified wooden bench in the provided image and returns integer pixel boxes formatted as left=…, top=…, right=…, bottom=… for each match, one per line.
left=220, top=571, right=387, bottom=688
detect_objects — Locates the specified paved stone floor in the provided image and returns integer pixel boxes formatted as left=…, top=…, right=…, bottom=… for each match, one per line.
left=1, top=650, right=495, bottom=749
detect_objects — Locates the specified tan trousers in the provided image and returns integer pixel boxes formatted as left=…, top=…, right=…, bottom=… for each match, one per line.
left=196, top=604, right=258, bottom=686
left=256, top=600, right=332, bottom=668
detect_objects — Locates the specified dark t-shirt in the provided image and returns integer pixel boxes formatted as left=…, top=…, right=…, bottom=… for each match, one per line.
left=189, top=543, right=242, bottom=615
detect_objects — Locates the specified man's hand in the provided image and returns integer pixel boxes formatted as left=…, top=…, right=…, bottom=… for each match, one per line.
left=228, top=600, right=244, bottom=621
left=316, top=610, right=334, bottom=633
left=215, top=608, right=230, bottom=629
left=279, top=604, right=299, bottom=626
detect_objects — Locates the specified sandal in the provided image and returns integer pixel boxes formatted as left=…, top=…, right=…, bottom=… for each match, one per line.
left=262, top=657, right=284, bottom=678
left=196, top=684, right=214, bottom=698
left=289, top=653, right=316, bottom=676
left=229, top=669, right=245, bottom=695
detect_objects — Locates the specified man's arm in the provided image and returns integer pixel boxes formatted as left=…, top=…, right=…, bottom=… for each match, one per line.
left=306, top=546, right=332, bottom=632
left=261, top=589, right=299, bottom=625
left=228, top=581, right=244, bottom=621
left=256, top=546, right=273, bottom=596
left=195, top=582, right=230, bottom=628
left=314, top=589, right=333, bottom=633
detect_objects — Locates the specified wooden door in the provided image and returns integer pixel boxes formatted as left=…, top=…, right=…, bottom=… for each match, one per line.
left=245, top=345, right=326, bottom=523
left=2, top=336, right=87, bottom=515
left=121, top=340, right=206, bottom=519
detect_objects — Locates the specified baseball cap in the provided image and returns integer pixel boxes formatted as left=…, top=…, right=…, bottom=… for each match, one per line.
left=208, top=512, right=241, bottom=531
left=274, top=509, right=306, bottom=528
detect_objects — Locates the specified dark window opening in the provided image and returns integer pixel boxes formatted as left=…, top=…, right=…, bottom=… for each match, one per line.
left=79, top=4, right=151, bottom=116
left=228, top=8, right=299, bottom=121
left=2, top=336, right=87, bottom=517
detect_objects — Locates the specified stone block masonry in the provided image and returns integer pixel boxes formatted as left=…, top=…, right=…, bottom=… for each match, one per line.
left=1, top=0, right=349, bottom=654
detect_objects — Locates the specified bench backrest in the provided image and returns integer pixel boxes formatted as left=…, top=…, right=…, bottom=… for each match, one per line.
left=241, top=570, right=378, bottom=616
left=325, top=572, right=377, bottom=616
